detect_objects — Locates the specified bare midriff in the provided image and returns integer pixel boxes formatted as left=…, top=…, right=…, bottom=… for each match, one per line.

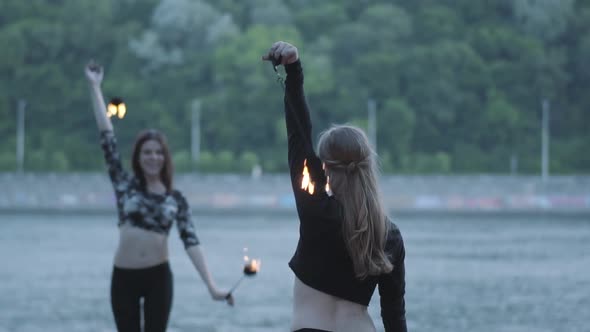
left=291, top=276, right=376, bottom=332
left=113, top=225, right=169, bottom=269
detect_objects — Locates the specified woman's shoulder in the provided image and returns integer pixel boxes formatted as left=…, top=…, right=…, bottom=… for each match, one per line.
left=386, top=217, right=402, bottom=234
left=170, top=189, right=188, bottom=204
left=384, top=218, right=404, bottom=253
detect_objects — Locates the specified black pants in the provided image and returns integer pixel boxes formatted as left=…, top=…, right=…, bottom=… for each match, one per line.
left=111, top=262, right=173, bottom=332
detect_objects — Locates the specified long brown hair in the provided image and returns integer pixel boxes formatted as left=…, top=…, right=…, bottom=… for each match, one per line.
left=131, top=129, right=174, bottom=192
left=318, top=125, right=392, bottom=279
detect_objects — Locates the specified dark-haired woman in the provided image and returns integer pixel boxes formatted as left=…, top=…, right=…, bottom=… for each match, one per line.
left=263, top=42, right=407, bottom=332
left=85, top=62, right=233, bottom=332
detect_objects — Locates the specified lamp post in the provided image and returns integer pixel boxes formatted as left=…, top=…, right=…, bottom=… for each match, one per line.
left=191, top=99, right=201, bottom=163
left=16, top=99, right=26, bottom=173
left=541, top=99, right=550, bottom=182
left=367, top=98, right=377, bottom=151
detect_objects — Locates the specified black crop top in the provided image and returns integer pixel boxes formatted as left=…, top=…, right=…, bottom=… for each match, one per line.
left=283, top=61, right=407, bottom=332
left=100, top=130, right=199, bottom=249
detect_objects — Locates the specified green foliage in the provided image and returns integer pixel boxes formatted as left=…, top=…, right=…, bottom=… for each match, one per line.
left=195, top=149, right=258, bottom=173
left=0, top=152, right=16, bottom=170
left=401, top=152, right=452, bottom=174
left=172, top=150, right=193, bottom=173
left=0, top=0, right=587, bottom=173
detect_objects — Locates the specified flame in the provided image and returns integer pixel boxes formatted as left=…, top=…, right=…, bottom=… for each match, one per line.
left=107, top=101, right=127, bottom=119
left=242, top=247, right=260, bottom=274
left=117, top=103, right=126, bottom=119
left=325, top=176, right=331, bottom=193
left=246, top=259, right=261, bottom=273
left=107, top=103, right=117, bottom=118
left=301, top=159, right=315, bottom=194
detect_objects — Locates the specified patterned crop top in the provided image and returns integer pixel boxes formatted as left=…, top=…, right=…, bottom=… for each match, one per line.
left=100, top=130, right=199, bottom=249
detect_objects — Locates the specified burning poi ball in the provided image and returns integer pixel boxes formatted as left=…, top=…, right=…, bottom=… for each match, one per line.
left=107, top=97, right=126, bottom=119
left=244, top=258, right=261, bottom=276
left=226, top=250, right=261, bottom=299
left=243, top=248, right=261, bottom=276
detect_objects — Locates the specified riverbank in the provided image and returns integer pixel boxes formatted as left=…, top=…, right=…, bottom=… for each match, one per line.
left=1, top=173, right=589, bottom=216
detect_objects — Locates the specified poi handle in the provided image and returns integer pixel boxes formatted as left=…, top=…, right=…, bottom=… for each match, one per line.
left=225, top=275, right=245, bottom=299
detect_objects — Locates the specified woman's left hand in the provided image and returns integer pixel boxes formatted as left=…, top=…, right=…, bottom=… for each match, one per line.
left=84, top=60, right=104, bottom=85
left=262, top=41, right=299, bottom=65
left=210, top=288, right=234, bottom=306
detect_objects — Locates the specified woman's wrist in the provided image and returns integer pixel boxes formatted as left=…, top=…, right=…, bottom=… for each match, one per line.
left=87, top=81, right=101, bottom=89
left=206, top=281, right=217, bottom=293
left=285, top=59, right=301, bottom=73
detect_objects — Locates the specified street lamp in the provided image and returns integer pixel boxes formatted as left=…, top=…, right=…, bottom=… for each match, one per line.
left=367, top=98, right=377, bottom=151
left=541, top=99, right=550, bottom=182
left=191, top=99, right=201, bottom=163
left=16, top=99, right=26, bottom=173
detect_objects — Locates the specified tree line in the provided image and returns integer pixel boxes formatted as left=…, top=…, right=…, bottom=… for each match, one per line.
left=0, top=0, right=588, bottom=174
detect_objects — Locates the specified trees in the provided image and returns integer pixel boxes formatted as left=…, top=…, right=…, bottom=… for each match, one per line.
left=0, top=0, right=586, bottom=173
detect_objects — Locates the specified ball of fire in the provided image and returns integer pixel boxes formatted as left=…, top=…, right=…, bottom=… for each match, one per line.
left=107, top=97, right=126, bottom=119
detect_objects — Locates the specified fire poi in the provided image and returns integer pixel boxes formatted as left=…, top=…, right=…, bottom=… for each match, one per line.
left=107, top=97, right=127, bottom=119
left=226, top=248, right=261, bottom=299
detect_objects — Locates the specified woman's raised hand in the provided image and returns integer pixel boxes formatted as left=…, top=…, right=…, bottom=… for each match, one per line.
left=262, top=41, right=299, bottom=65
left=84, top=60, right=104, bottom=85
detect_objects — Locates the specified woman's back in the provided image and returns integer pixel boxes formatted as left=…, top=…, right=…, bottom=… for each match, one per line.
left=264, top=40, right=407, bottom=332
left=292, top=276, right=377, bottom=332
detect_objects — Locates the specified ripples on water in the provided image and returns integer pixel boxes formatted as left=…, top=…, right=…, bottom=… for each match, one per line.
left=0, top=214, right=588, bottom=332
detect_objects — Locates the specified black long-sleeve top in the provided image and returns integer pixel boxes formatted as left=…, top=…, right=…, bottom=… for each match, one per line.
left=284, top=60, right=407, bottom=332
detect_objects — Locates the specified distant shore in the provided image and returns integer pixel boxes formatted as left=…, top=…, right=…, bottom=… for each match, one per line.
left=1, top=173, right=589, bottom=217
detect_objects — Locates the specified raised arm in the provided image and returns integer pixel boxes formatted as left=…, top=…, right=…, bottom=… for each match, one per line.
left=85, top=61, right=113, bottom=132
left=85, top=61, right=129, bottom=192
left=262, top=41, right=326, bottom=200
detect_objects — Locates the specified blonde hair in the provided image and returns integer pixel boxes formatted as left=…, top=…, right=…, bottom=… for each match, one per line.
left=318, top=125, right=393, bottom=279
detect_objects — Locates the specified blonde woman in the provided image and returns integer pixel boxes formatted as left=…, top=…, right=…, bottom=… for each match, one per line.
left=263, top=42, right=407, bottom=332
